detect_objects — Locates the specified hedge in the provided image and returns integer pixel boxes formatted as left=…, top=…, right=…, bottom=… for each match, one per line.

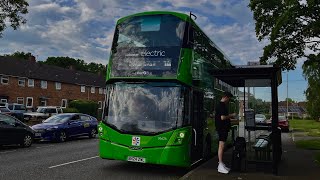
left=69, top=100, right=98, bottom=118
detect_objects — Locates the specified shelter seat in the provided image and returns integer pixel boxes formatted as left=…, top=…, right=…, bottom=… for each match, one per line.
left=253, top=133, right=272, bottom=161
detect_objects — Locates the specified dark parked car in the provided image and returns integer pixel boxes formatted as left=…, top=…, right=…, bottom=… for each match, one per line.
left=31, top=113, right=98, bottom=142
left=0, top=113, right=34, bottom=147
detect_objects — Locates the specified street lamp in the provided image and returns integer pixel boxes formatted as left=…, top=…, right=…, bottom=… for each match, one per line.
left=286, top=71, right=288, bottom=117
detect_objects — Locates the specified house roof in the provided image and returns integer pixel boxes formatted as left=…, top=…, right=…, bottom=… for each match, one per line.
left=278, top=106, right=306, bottom=114
left=0, top=57, right=106, bottom=87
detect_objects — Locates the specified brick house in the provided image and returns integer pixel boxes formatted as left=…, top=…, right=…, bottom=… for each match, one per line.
left=0, top=56, right=106, bottom=110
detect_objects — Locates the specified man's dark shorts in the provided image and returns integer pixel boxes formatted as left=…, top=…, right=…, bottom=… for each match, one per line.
left=217, top=130, right=228, bottom=142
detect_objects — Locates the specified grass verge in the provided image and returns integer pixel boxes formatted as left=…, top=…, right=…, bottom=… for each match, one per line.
left=290, top=120, right=320, bottom=137
left=295, top=139, right=320, bottom=150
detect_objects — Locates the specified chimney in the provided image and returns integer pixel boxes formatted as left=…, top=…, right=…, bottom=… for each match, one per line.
left=69, top=65, right=75, bottom=70
left=28, top=55, right=36, bottom=62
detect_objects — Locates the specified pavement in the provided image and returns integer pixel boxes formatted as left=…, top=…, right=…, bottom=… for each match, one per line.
left=180, top=133, right=320, bottom=180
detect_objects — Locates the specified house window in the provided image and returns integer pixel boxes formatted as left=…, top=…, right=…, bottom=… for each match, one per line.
left=40, top=99, right=47, bottom=106
left=99, top=88, right=103, bottom=94
left=98, top=101, right=102, bottom=109
left=26, top=97, right=33, bottom=108
left=55, top=82, right=61, bottom=90
left=81, top=86, right=86, bottom=93
left=17, top=97, right=24, bottom=104
left=1, top=76, right=9, bottom=84
left=61, top=99, right=68, bottom=108
left=0, top=99, right=7, bottom=103
left=41, top=81, right=47, bottom=89
left=28, top=79, right=34, bottom=87
left=91, top=87, right=95, bottom=94
left=18, top=78, right=25, bottom=86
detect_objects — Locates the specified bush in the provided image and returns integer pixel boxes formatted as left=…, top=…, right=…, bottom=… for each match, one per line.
left=69, top=100, right=98, bottom=117
left=62, top=108, right=79, bottom=113
left=265, top=114, right=272, bottom=119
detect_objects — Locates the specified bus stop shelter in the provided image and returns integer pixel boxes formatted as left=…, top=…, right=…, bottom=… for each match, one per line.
left=212, top=65, right=282, bottom=174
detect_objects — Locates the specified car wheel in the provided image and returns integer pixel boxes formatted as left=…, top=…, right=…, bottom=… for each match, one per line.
left=21, top=134, right=33, bottom=147
left=89, top=128, right=97, bottom=138
left=58, top=131, right=67, bottom=142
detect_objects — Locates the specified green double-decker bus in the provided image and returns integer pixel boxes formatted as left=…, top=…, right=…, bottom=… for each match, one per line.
left=99, top=11, right=239, bottom=167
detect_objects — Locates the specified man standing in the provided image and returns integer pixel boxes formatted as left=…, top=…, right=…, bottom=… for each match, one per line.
left=215, top=91, right=236, bottom=174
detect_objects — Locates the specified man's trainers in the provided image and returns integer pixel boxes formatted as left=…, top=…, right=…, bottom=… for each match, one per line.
left=218, top=163, right=229, bottom=174
left=217, top=162, right=231, bottom=172
left=222, top=163, right=231, bottom=171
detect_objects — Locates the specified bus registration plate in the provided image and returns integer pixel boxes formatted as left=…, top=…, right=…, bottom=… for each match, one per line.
left=127, top=156, right=146, bottom=163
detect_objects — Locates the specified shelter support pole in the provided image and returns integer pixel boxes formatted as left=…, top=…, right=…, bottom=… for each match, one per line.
left=271, top=74, right=281, bottom=175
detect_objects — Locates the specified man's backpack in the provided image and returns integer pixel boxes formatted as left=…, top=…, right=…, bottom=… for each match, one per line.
left=232, top=137, right=247, bottom=171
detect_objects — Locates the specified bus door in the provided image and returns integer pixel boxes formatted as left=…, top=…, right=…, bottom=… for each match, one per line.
left=191, top=90, right=204, bottom=163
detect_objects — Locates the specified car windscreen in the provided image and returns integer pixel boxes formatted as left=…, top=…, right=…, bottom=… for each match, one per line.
left=0, top=107, right=10, bottom=112
left=8, top=105, right=13, bottom=110
left=37, top=108, right=45, bottom=113
left=255, top=114, right=265, bottom=118
left=43, top=114, right=71, bottom=123
left=279, top=116, right=287, bottom=121
left=103, top=82, right=184, bottom=134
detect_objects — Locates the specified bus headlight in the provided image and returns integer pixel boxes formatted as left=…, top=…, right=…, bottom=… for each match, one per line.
left=179, top=132, right=185, bottom=138
left=173, top=131, right=186, bottom=145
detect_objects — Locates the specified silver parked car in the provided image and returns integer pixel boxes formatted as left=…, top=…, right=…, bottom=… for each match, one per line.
left=255, top=114, right=267, bottom=123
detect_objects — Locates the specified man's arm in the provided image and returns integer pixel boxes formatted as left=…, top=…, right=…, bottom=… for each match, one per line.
left=221, top=113, right=236, bottom=121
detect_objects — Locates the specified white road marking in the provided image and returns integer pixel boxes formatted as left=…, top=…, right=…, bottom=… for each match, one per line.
left=0, top=150, right=17, bottom=154
left=36, top=145, right=55, bottom=149
left=49, top=156, right=99, bottom=169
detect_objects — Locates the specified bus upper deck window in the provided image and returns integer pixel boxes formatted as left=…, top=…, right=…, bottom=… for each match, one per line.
left=141, top=16, right=161, bottom=32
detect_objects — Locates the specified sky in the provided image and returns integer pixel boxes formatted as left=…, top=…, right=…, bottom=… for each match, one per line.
left=0, top=0, right=307, bottom=102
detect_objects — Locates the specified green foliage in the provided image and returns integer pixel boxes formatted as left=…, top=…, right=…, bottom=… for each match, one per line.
left=69, top=100, right=98, bottom=118
left=303, top=54, right=320, bottom=120
left=0, top=0, right=29, bottom=37
left=4, top=51, right=33, bottom=60
left=248, top=97, right=270, bottom=114
left=62, top=108, right=79, bottom=113
left=249, top=0, right=320, bottom=70
left=285, top=98, right=295, bottom=103
left=296, top=139, right=320, bottom=150
left=41, top=56, right=106, bottom=76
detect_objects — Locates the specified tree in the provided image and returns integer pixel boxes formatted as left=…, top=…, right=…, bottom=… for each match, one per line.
left=4, top=51, right=33, bottom=60
left=249, top=0, right=320, bottom=70
left=285, top=98, right=295, bottom=103
left=302, top=54, right=320, bottom=120
left=42, top=56, right=106, bottom=76
left=0, top=0, right=29, bottom=37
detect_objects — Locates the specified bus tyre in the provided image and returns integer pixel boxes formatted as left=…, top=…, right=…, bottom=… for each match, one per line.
left=89, top=128, right=97, bottom=138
